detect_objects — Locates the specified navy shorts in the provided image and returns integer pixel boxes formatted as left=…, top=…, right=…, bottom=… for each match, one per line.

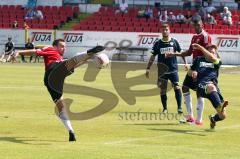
left=183, top=74, right=197, bottom=91
left=197, top=82, right=224, bottom=109
left=157, top=71, right=180, bottom=89
left=44, top=61, right=74, bottom=102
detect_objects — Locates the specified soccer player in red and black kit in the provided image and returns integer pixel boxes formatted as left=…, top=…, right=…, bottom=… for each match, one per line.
left=15, top=39, right=105, bottom=141
left=167, top=17, right=212, bottom=125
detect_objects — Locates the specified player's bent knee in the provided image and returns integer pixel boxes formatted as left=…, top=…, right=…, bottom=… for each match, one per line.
left=182, top=85, right=189, bottom=93
left=174, top=85, right=180, bottom=90
left=55, top=96, right=64, bottom=104
left=207, top=84, right=217, bottom=93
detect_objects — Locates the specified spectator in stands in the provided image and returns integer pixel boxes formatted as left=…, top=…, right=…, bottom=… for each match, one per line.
left=168, top=12, right=176, bottom=24
left=176, top=12, right=186, bottom=24
left=116, top=0, right=128, bottom=14
left=25, top=8, right=35, bottom=19
left=185, top=10, right=192, bottom=23
left=221, top=7, right=232, bottom=25
left=198, top=6, right=207, bottom=21
left=159, top=10, right=168, bottom=23
left=206, top=13, right=217, bottom=25
left=24, top=22, right=30, bottom=29
left=237, top=0, right=240, bottom=10
left=194, top=0, right=202, bottom=9
left=144, top=6, right=153, bottom=19
left=35, top=9, right=44, bottom=20
left=137, top=7, right=145, bottom=18
left=205, top=2, right=216, bottom=14
left=183, top=0, right=191, bottom=10
left=218, top=2, right=225, bottom=13
left=12, top=21, right=18, bottom=29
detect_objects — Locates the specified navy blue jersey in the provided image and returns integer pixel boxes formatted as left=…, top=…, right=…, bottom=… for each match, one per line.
left=152, top=38, right=181, bottom=73
left=191, top=56, right=221, bottom=84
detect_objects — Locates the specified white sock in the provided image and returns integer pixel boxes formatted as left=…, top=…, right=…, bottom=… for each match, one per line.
left=183, top=92, right=193, bottom=117
left=196, top=97, right=204, bottom=122
left=75, top=52, right=89, bottom=61
left=59, top=111, right=74, bottom=133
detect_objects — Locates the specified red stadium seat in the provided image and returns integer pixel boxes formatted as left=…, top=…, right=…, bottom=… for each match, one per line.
left=182, top=28, right=190, bottom=33
left=104, top=26, right=112, bottom=31
left=96, top=26, right=104, bottom=31
left=151, top=27, right=159, bottom=33
left=119, top=26, right=127, bottom=32
left=135, top=27, right=143, bottom=32
left=231, top=29, right=239, bottom=35
left=112, top=26, right=120, bottom=32
left=174, top=28, right=182, bottom=33
left=127, top=27, right=134, bottom=32
left=143, top=27, right=151, bottom=32
left=214, top=29, right=223, bottom=34
left=222, top=30, right=231, bottom=35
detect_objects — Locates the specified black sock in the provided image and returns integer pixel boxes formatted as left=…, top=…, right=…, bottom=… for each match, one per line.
left=161, top=94, right=167, bottom=110
left=174, top=89, right=182, bottom=109
left=208, top=91, right=222, bottom=108
left=212, top=114, right=223, bottom=122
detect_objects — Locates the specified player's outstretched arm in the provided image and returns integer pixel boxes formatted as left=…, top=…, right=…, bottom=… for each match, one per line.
left=146, top=55, right=155, bottom=78
left=15, top=49, right=37, bottom=57
left=165, top=50, right=191, bottom=58
left=192, top=43, right=218, bottom=62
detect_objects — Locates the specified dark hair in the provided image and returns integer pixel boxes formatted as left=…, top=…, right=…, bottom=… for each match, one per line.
left=191, top=15, right=202, bottom=24
left=162, top=23, right=170, bottom=28
left=52, top=39, right=65, bottom=46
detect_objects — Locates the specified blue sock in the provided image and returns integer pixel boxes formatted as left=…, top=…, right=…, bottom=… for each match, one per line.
left=161, top=94, right=167, bottom=110
left=174, top=89, right=182, bottom=109
left=208, top=91, right=222, bottom=108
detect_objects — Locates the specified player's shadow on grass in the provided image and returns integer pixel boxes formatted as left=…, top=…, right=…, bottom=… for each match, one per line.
left=0, top=137, right=64, bottom=145
left=123, top=123, right=179, bottom=126
left=133, top=123, right=179, bottom=126
left=148, top=128, right=207, bottom=136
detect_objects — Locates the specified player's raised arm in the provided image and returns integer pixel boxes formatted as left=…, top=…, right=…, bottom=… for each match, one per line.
left=192, top=43, right=218, bottom=63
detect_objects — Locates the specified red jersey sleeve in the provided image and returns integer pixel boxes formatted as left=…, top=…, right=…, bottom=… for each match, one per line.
left=202, top=33, right=212, bottom=47
left=36, top=49, right=46, bottom=56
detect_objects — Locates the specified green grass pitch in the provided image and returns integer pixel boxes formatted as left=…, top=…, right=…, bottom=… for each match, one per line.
left=0, top=62, right=240, bottom=159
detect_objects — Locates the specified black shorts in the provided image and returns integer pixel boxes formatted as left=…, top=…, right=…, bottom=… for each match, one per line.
left=197, top=82, right=224, bottom=109
left=157, top=72, right=180, bottom=89
left=183, top=74, right=198, bottom=91
left=44, top=61, right=74, bottom=102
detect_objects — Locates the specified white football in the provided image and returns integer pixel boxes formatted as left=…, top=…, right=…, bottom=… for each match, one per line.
left=94, top=53, right=110, bottom=69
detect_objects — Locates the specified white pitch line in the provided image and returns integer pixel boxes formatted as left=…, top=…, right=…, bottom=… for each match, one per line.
left=104, top=133, right=181, bottom=145
left=104, top=124, right=240, bottom=145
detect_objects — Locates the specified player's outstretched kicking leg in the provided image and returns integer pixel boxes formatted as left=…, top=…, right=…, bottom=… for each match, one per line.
left=47, top=45, right=105, bottom=141
left=65, top=46, right=105, bottom=71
